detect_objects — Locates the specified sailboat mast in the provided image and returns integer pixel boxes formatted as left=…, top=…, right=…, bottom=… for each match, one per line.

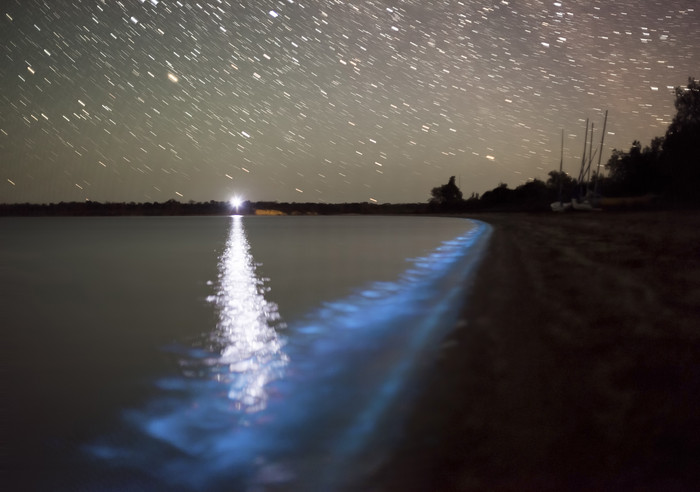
left=593, top=110, right=609, bottom=195
left=578, top=118, right=589, bottom=185
left=596, top=112, right=608, bottom=176
left=560, top=128, right=564, bottom=172
left=587, top=123, right=594, bottom=185
left=558, top=128, right=564, bottom=205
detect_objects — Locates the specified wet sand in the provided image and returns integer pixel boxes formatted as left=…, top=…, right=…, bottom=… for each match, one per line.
left=376, top=211, right=700, bottom=491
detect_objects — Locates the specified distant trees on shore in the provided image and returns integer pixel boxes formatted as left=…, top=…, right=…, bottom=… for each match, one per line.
left=427, top=178, right=558, bottom=213
left=603, top=77, right=700, bottom=203
left=429, top=76, right=700, bottom=212
left=0, top=200, right=233, bottom=217
left=430, top=176, right=463, bottom=206
left=0, top=199, right=430, bottom=217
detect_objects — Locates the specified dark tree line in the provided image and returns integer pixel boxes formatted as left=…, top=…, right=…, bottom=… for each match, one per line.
left=429, top=176, right=463, bottom=206
left=603, top=77, right=700, bottom=202
left=428, top=176, right=562, bottom=212
left=0, top=200, right=233, bottom=216
left=0, top=199, right=431, bottom=217
left=430, top=77, right=700, bottom=211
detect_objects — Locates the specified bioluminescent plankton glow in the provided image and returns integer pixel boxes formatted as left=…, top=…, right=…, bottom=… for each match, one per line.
left=88, top=217, right=492, bottom=490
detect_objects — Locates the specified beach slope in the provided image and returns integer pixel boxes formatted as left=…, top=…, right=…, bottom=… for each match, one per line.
left=377, top=211, right=700, bottom=491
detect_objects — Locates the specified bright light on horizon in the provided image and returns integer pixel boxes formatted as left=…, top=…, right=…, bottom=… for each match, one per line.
left=229, top=196, right=243, bottom=209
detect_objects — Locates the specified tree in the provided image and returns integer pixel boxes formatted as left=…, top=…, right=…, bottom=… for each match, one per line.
left=546, top=170, right=577, bottom=200
left=604, top=138, right=666, bottom=196
left=514, top=179, right=550, bottom=210
left=429, top=176, right=463, bottom=206
left=666, top=77, right=700, bottom=137
left=479, top=182, right=515, bottom=208
left=663, top=77, right=700, bottom=201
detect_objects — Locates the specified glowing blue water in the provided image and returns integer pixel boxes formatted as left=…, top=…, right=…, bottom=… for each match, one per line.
left=87, top=216, right=491, bottom=491
left=1, top=215, right=491, bottom=491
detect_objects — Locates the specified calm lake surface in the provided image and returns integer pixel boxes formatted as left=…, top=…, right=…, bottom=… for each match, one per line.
left=2, top=215, right=491, bottom=491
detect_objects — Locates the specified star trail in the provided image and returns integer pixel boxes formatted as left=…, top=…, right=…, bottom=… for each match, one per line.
left=1, top=0, right=698, bottom=204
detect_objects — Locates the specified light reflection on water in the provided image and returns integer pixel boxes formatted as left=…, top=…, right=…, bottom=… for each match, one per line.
left=206, top=214, right=288, bottom=413
left=88, top=216, right=492, bottom=491
left=89, top=215, right=291, bottom=488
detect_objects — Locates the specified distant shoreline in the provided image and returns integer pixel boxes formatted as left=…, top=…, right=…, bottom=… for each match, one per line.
left=0, top=200, right=428, bottom=216
left=0, top=196, right=690, bottom=217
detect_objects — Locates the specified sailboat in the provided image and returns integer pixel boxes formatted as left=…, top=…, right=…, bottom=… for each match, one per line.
left=551, top=111, right=608, bottom=212
left=572, top=110, right=608, bottom=211
left=550, top=129, right=571, bottom=212
left=571, top=117, right=595, bottom=210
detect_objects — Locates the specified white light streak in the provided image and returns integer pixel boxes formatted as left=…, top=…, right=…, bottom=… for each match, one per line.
left=212, top=216, right=288, bottom=410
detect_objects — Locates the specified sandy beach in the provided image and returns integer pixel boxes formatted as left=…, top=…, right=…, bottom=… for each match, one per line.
left=376, top=211, right=700, bottom=491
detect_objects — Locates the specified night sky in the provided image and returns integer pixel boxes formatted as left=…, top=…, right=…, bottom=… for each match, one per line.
left=1, top=1, right=698, bottom=204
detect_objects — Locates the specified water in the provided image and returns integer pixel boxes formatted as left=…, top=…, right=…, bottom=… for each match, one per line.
left=1, top=215, right=491, bottom=491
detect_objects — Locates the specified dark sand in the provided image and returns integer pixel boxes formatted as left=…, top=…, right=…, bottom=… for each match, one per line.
left=376, top=211, right=700, bottom=491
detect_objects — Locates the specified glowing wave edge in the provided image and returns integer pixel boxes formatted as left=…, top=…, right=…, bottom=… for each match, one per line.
left=88, top=216, right=492, bottom=491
